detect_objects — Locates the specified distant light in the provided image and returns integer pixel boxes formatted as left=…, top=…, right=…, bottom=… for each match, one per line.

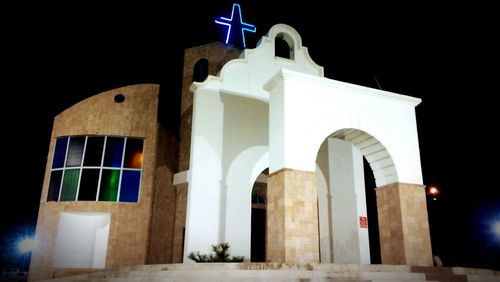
left=17, top=238, right=35, bottom=254
left=427, top=185, right=440, bottom=200
left=215, top=3, right=256, bottom=48
left=494, top=221, right=500, bottom=236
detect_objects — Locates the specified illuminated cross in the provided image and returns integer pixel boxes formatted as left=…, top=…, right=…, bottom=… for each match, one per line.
left=215, top=3, right=256, bottom=48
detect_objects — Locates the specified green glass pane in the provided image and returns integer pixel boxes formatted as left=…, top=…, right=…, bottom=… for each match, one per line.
left=60, top=169, right=80, bottom=201
left=99, top=169, right=120, bottom=201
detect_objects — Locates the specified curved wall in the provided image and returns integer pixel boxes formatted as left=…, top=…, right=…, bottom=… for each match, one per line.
left=30, top=84, right=165, bottom=280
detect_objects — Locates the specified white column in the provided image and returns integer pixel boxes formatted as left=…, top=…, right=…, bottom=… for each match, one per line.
left=329, top=138, right=370, bottom=264
left=183, top=90, right=224, bottom=261
left=316, top=140, right=333, bottom=262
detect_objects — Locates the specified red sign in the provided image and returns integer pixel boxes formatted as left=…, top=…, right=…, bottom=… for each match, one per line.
left=359, top=216, right=368, bottom=228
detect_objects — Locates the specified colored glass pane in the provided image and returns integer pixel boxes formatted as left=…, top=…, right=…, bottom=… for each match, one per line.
left=83, top=137, right=105, bottom=166
left=78, top=169, right=100, bottom=201
left=47, top=170, right=63, bottom=201
left=124, top=139, right=144, bottom=169
left=52, top=137, right=68, bottom=168
left=119, top=170, right=141, bottom=203
left=99, top=169, right=120, bottom=201
left=103, top=137, right=124, bottom=167
left=60, top=169, right=80, bottom=201
left=66, top=137, right=85, bottom=167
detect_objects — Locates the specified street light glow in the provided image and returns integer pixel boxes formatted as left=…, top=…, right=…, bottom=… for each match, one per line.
left=494, top=221, right=500, bottom=236
left=427, top=185, right=440, bottom=200
left=17, top=238, right=35, bottom=254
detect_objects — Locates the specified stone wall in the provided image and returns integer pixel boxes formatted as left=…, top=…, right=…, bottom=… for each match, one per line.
left=266, top=169, right=319, bottom=263
left=172, top=184, right=187, bottom=263
left=179, top=42, right=241, bottom=171
left=147, top=127, right=178, bottom=263
left=29, top=84, right=161, bottom=281
left=376, top=182, right=433, bottom=266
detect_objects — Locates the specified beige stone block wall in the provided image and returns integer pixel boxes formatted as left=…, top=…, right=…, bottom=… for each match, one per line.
left=30, top=84, right=162, bottom=281
left=178, top=42, right=241, bottom=171
left=376, top=182, right=433, bottom=266
left=172, top=184, right=188, bottom=263
left=147, top=127, right=178, bottom=264
left=266, top=169, right=320, bottom=263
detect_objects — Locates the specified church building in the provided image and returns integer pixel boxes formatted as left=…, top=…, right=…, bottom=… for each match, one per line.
left=29, top=23, right=432, bottom=281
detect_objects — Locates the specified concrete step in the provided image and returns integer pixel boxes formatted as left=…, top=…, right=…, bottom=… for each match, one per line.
left=34, top=263, right=500, bottom=282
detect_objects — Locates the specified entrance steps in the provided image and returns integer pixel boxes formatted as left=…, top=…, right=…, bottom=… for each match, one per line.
left=36, top=263, right=500, bottom=282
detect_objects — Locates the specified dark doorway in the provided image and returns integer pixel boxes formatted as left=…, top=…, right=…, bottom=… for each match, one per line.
left=251, top=170, right=267, bottom=262
left=364, top=157, right=381, bottom=263
left=251, top=208, right=265, bottom=262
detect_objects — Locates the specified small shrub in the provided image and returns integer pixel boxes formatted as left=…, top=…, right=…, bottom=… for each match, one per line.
left=188, top=242, right=245, bottom=263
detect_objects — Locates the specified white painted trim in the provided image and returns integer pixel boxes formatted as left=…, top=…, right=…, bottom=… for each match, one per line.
left=265, top=69, right=422, bottom=107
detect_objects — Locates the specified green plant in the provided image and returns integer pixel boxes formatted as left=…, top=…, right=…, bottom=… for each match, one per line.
left=188, top=242, right=245, bottom=262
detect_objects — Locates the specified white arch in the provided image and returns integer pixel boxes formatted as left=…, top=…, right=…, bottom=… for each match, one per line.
left=224, top=146, right=269, bottom=259
left=313, top=128, right=398, bottom=187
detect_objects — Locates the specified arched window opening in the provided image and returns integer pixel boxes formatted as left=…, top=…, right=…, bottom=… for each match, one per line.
left=193, top=58, right=209, bottom=82
left=275, top=33, right=294, bottom=60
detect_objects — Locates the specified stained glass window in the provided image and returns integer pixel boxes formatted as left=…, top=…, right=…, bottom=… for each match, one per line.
left=66, top=137, right=85, bottom=167
left=47, top=170, right=63, bottom=201
left=124, top=139, right=143, bottom=169
left=119, top=171, right=141, bottom=202
left=83, top=137, right=104, bottom=166
left=60, top=169, right=80, bottom=201
left=48, top=135, right=142, bottom=203
left=78, top=169, right=100, bottom=201
left=99, top=169, right=120, bottom=201
left=103, top=137, right=124, bottom=167
left=52, top=138, right=68, bottom=168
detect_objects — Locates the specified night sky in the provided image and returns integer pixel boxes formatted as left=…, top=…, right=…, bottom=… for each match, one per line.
left=1, top=1, right=498, bottom=271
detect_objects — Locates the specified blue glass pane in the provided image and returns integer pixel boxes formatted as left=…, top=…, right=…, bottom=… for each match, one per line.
left=119, top=170, right=141, bottom=203
left=66, top=137, right=85, bottom=167
left=52, top=138, right=68, bottom=168
left=103, top=137, right=124, bottom=167
left=47, top=170, right=63, bottom=201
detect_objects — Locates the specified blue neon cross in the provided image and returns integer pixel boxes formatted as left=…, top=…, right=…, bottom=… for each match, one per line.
left=215, top=3, right=256, bottom=48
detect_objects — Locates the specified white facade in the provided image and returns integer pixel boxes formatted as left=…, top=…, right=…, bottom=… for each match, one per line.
left=183, top=24, right=423, bottom=261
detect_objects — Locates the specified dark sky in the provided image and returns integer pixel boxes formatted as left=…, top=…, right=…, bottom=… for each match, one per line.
left=1, top=1, right=498, bottom=271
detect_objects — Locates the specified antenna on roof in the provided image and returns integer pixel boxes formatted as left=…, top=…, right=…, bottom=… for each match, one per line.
left=373, top=74, right=382, bottom=90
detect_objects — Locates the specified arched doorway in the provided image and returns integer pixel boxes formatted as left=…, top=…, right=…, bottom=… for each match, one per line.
left=251, top=169, right=268, bottom=262
left=316, top=129, right=391, bottom=263
left=363, top=157, right=381, bottom=264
